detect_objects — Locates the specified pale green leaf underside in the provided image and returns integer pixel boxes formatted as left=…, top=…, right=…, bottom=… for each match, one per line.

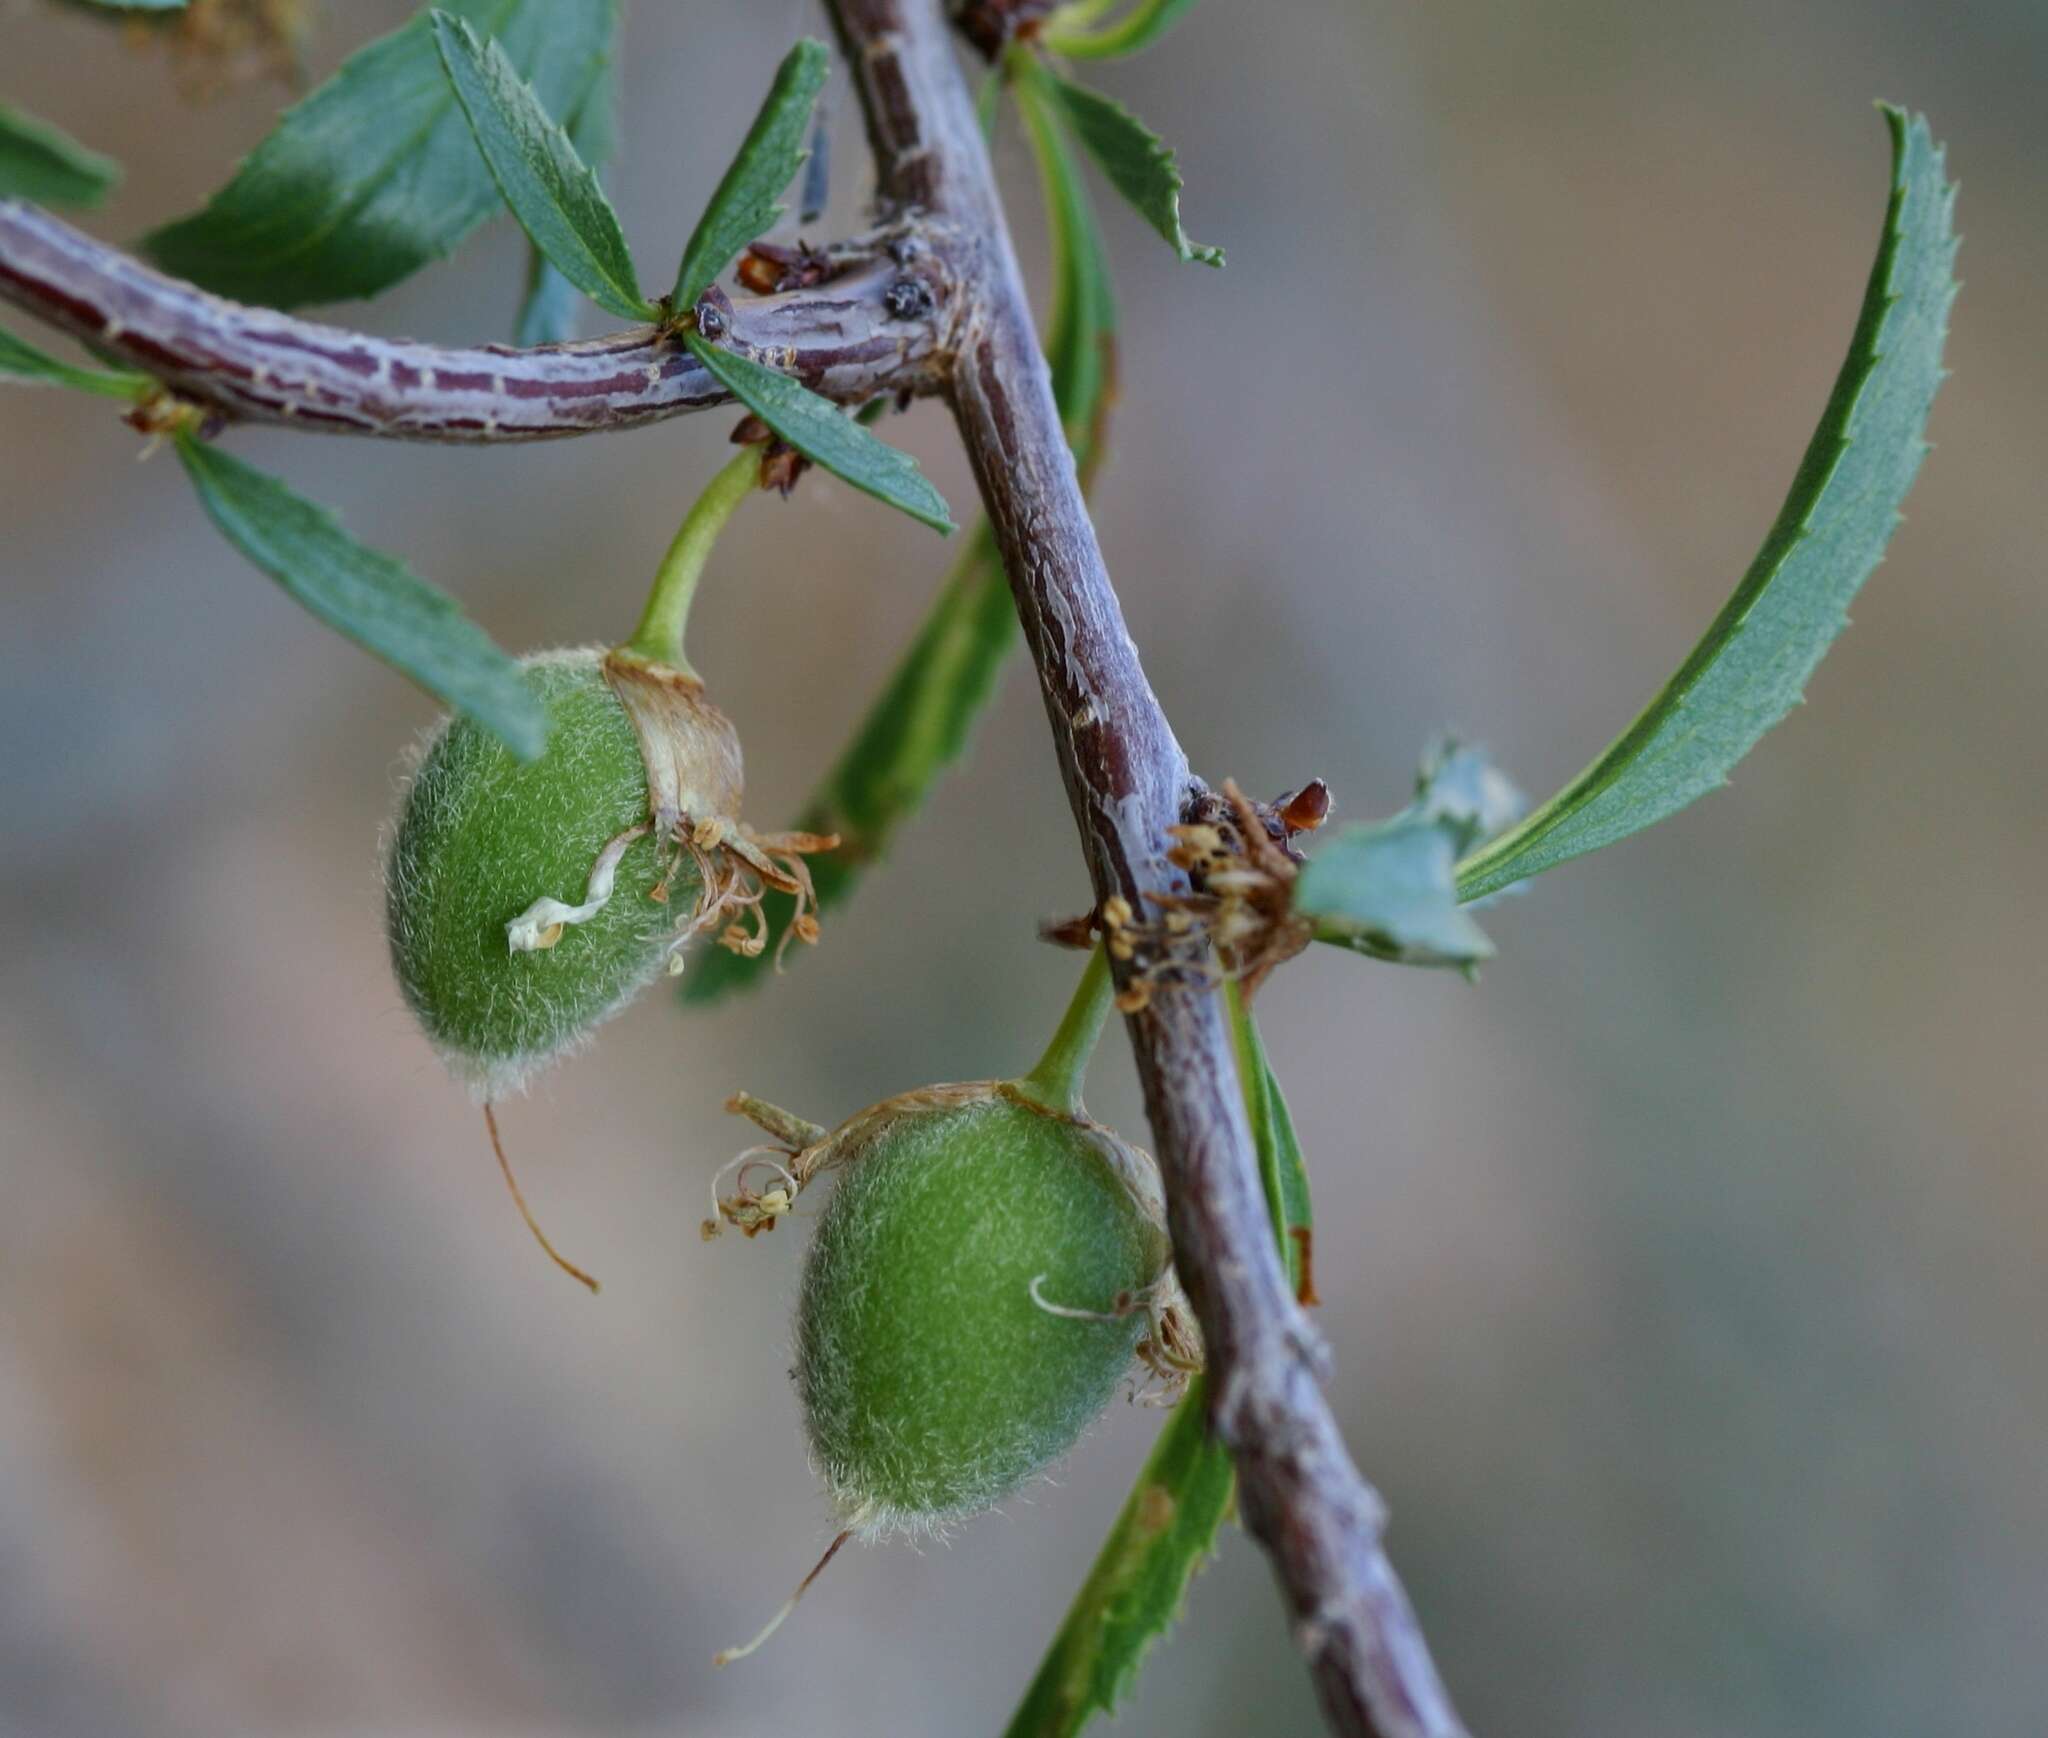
left=672, top=38, right=830, bottom=309
left=144, top=0, right=614, bottom=308
left=176, top=437, right=545, bottom=759
left=0, top=101, right=120, bottom=206
left=1301, top=815, right=1496, bottom=967
left=1456, top=107, right=1958, bottom=903
left=683, top=333, right=954, bottom=532
left=1041, top=70, right=1221, bottom=266
left=0, top=324, right=147, bottom=397
left=1002, top=1377, right=1234, bottom=1736
left=1301, top=741, right=1520, bottom=967
left=431, top=10, right=648, bottom=321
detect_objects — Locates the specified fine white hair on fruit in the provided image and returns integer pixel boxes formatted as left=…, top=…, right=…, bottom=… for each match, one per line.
left=382, top=646, right=678, bottom=1102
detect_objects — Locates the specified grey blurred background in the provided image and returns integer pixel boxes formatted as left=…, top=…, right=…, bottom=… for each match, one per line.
left=2, top=1, right=2043, bottom=1734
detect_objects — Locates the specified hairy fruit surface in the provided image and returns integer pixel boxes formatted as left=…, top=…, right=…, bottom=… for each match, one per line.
left=385, top=648, right=717, bottom=1097
left=792, top=1084, right=1172, bottom=1537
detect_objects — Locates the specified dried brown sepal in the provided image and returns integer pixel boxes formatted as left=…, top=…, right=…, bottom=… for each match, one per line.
left=1038, top=911, right=1099, bottom=950
left=1275, top=778, right=1333, bottom=837
left=757, top=442, right=810, bottom=497
left=737, top=239, right=851, bottom=294
left=594, top=648, right=837, bottom=972
left=602, top=648, right=744, bottom=835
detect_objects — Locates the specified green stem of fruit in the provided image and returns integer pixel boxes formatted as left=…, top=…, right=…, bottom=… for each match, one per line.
left=620, top=446, right=762, bottom=676
left=1014, top=944, right=1113, bottom=1116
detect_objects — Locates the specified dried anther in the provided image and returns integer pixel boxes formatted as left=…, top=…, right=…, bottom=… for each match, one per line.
left=1045, top=777, right=1335, bottom=1010
left=1160, top=777, right=1331, bottom=1004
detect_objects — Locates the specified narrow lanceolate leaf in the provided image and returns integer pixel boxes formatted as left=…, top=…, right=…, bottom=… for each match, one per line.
left=145, top=0, right=615, bottom=308
left=1227, top=984, right=1313, bottom=1297
left=1002, top=1378, right=1235, bottom=1738
left=1456, top=108, right=1958, bottom=904
left=0, top=101, right=121, bottom=206
left=0, top=325, right=147, bottom=397
left=1043, top=0, right=1201, bottom=60
left=431, top=10, right=649, bottom=322
left=1300, top=741, right=1523, bottom=970
left=671, top=38, right=831, bottom=309
left=176, top=437, right=545, bottom=758
left=684, top=333, right=953, bottom=532
left=74, top=1, right=187, bottom=10
left=514, top=48, right=619, bottom=344
left=1014, top=55, right=1119, bottom=455
left=1040, top=70, right=1221, bottom=266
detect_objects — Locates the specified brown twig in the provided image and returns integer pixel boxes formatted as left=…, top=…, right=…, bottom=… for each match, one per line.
left=0, top=202, right=950, bottom=441
left=0, top=13, right=1469, bottom=1732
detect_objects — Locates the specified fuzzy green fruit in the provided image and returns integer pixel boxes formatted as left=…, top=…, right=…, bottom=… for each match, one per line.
left=790, top=1084, right=1174, bottom=1537
left=385, top=648, right=723, bottom=1097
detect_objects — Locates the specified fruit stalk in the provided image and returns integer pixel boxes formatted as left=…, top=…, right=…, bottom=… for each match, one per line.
left=621, top=446, right=763, bottom=676
left=1014, top=944, right=1113, bottom=1115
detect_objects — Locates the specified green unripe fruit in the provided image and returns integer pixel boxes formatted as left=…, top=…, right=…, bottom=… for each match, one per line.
left=385, top=647, right=737, bottom=1097
left=790, top=1083, right=1174, bottom=1538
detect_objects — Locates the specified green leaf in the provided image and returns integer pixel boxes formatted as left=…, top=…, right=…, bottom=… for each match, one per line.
left=0, top=325, right=148, bottom=397
left=682, top=525, right=1014, bottom=1003
left=1299, top=741, right=1522, bottom=969
left=0, top=100, right=121, bottom=206
left=1002, top=1378, right=1235, bottom=1737
left=683, top=333, right=953, bottom=532
left=1043, top=0, right=1200, bottom=60
left=671, top=38, right=831, bottom=309
left=430, top=9, right=648, bottom=322
left=1226, top=983, right=1313, bottom=1296
left=144, top=0, right=616, bottom=308
left=1013, top=56, right=1119, bottom=451
left=1456, top=108, right=1958, bottom=904
left=175, top=436, right=545, bottom=758
left=74, top=1, right=188, bottom=10
left=514, top=42, right=621, bottom=344
left=1039, top=70, right=1221, bottom=267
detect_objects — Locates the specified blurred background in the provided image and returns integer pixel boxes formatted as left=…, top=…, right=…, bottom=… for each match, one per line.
left=3, top=0, right=2043, bottom=1733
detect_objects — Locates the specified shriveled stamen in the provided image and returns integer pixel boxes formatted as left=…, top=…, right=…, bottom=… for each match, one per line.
left=703, top=1145, right=803, bottom=1239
